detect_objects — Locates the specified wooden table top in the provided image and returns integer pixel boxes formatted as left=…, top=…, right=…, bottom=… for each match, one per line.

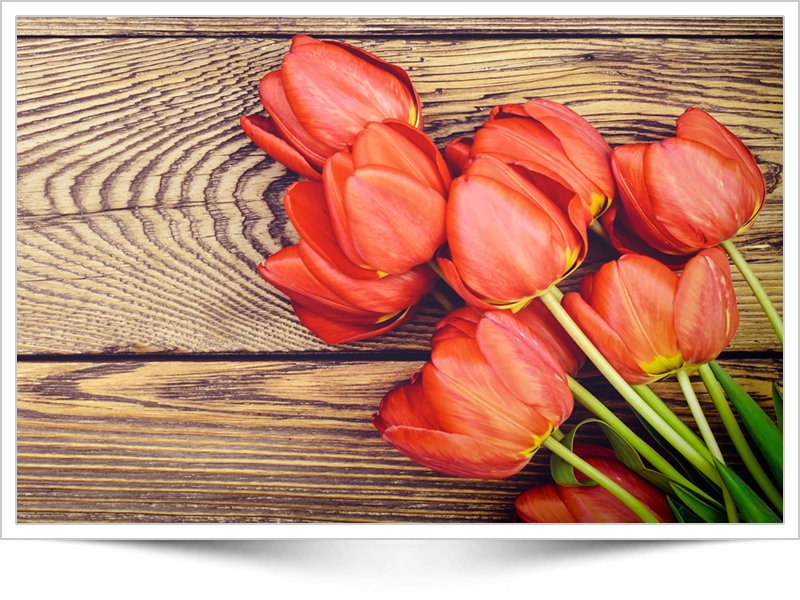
left=16, top=17, right=783, bottom=524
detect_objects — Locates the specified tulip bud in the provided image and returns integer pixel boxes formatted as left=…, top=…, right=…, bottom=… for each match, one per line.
left=438, top=155, right=588, bottom=313
left=562, top=247, right=739, bottom=384
left=514, top=444, right=675, bottom=523
left=373, top=310, right=573, bottom=479
left=445, top=99, right=615, bottom=225
left=606, top=108, right=766, bottom=263
left=241, top=35, right=423, bottom=180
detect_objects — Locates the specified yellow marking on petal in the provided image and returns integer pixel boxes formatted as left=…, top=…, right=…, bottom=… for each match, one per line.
left=484, top=295, right=536, bottom=313
left=376, top=270, right=389, bottom=278
left=408, top=105, right=419, bottom=127
left=640, top=352, right=684, bottom=378
left=521, top=423, right=556, bottom=458
left=590, top=193, right=611, bottom=219
left=376, top=309, right=403, bottom=324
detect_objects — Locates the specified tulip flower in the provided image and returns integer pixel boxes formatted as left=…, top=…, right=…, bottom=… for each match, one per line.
left=445, top=99, right=615, bottom=225
left=322, top=120, right=450, bottom=275
left=240, top=35, right=423, bottom=181
left=438, top=155, right=588, bottom=313
left=609, top=108, right=765, bottom=257
left=257, top=172, right=439, bottom=344
left=372, top=309, right=573, bottom=479
left=514, top=444, right=675, bottom=523
left=561, top=247, right=739, bottom=385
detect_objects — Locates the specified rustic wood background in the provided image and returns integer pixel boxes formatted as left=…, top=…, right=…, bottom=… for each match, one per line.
left=16, top=17, right=783, bottom=523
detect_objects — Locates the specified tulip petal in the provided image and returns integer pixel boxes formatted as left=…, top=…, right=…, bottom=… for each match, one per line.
left=561, top=291, right=654, bottom=385
left=515, top=485, right=579, bottom=523
left=424, top=343, right=554, bottom=449
left=377, top=424, right=531, bottom=479
left=674, top=247, right=739, bottom=365
left=524, top=99, right=615, bottom=201
left=372, top=381, right=441, bottom=433
left=292, top=301, right=416, bottom=345
left=281, top=37, right=416, bottom=149
left=676, top=107, right=766, bottom=209
left=444, top=137, right=473, bottom=177
left=299, top=241, right=437, bottom=314
left=435, top=249, right=499, bottom=312
left=611, top=144, right=697, bottom=255
left=343, top=164, right=447, bottom=274
left=283, top=180, right=379, bottom=280
left=476, top=311, right=573, bottom=425
left=258, top=70, right=337, bottom=169
left=239, top=114, right=323, bottom=181
left=353, top=121, right=450, bottom=196
left=645, top=138, right=760, bottom=248
left=322, top=150, right=369, bottom=267
left=514, top=300, right=586, bottom=377
left=447, top=172, right=572, bottom=302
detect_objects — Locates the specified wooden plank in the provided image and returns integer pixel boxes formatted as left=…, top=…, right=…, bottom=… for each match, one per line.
left=16, top=358, right=782, bottom=523
left=15, top=35, right=784, bottom=355
left=15, top=17, right=785, bottom=38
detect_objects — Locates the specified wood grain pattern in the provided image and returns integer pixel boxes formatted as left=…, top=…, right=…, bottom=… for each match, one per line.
left=17, top=358, right=782, bottom=523
left=16, top=35, right=784, bottom=354
left=16, top=16, right=784, bottom=38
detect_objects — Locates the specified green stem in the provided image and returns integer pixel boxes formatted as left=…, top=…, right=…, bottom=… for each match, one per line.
left=543, top=437, right=661, bottom=523
left=588, top=219, right=611, bottom=245
left=568, top=377, right=712, bottom=500
left=720, top=239, right=783, bottom=345
left=552, top=428, right=565, bottom=442
left=426, top=258, right=447, bottom=281
left=676, top=369, right=739, bottom=523
left=631, top=384, right=715, bottom=464
left=540, top=287, right=721, bottom=487
left=698, top=363, right=783, bottom=515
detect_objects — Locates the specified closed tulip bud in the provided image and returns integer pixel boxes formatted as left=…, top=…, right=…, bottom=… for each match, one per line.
left=323, top=120, right=450, bottom=275
left=562, top=247, right=739, bottom=385
left=240, top=35, right=423, bottom=180
left=445, top=99, right=615, bottom=225
left=372, top=310, right=573, bottom=479
left=607, top=108, right=766, bottom=261
left=514, top=444, right=675, bottom=523
left=257, top=177, right=438, bottom=345
left=438, top=155, right=588, bottom=313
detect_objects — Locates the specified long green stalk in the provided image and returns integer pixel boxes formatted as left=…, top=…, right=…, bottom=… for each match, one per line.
left=698, top=364, right=783, bottom=515
left=632, top=384, right=715, bottom=464
left=543, top=437, right=660, bottom=523
left=540, top=288, right=721, bottom=487
left=720, top=239, right=783, bottom=345
left=568, top=377, right=712, bottom=500
left=676, top=369, right=739, bottom=523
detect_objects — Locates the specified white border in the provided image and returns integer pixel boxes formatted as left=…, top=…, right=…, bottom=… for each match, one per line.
left=3, top=2, right=798, bottom=541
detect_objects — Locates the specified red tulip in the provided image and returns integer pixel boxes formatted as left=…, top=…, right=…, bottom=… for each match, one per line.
left=445, top=99, right=615, bottom=224
left=257, top=177, right=438, bottom=344
left=322, top=120, right=450, bottom=275
left=372, top=309, right=573, bottom=479
left=514, top=444, right=675, bottom=523
left=432, top=304, right=585, bottom=377
left=240, top=35, right=423, bottom=181
left=561, top=247, right=739, bottom=385
left=607, top=108, right=766, bottom=261
left=438, top=155, right=587, bottom=312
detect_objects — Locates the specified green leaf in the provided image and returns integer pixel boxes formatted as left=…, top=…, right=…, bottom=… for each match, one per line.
left=714, top=459, right=781, bottom=523
left=667, top=496, right=705, bottom=523
left=772, top=384, right=783, bottom=432
left=671, top=482, right=727, bottom=523
left=630, top=407, right=721, bottom=501
left=710, top=362, right=783, bottom=487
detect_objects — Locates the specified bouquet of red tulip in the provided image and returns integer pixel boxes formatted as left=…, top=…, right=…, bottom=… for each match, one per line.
left=241, top=35, right=784, bottom=524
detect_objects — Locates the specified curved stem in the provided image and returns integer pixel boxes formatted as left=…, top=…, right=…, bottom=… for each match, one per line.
left=540, top=287, right=721, bottom=487
left=568, top=377, right=712, bottom=500
left=676, top=369, right=739, bottom=523
left=429, top=287, right=455, bottom=312
left=721, top=239, right=783, bottom=345
left=632, top=384, right=714, bottom=464
left=543, top=437, right=660, bottom=523
left=698, top=364, right=783, bottom=515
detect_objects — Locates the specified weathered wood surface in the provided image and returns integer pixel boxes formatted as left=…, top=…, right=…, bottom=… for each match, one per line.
left=16, top=18, right=784, bottom=523
left=16, top=16, right=784, bottom=38
left=16, top=358, right=781, bottom=523
left=17, top=34, right=783, bottom=354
